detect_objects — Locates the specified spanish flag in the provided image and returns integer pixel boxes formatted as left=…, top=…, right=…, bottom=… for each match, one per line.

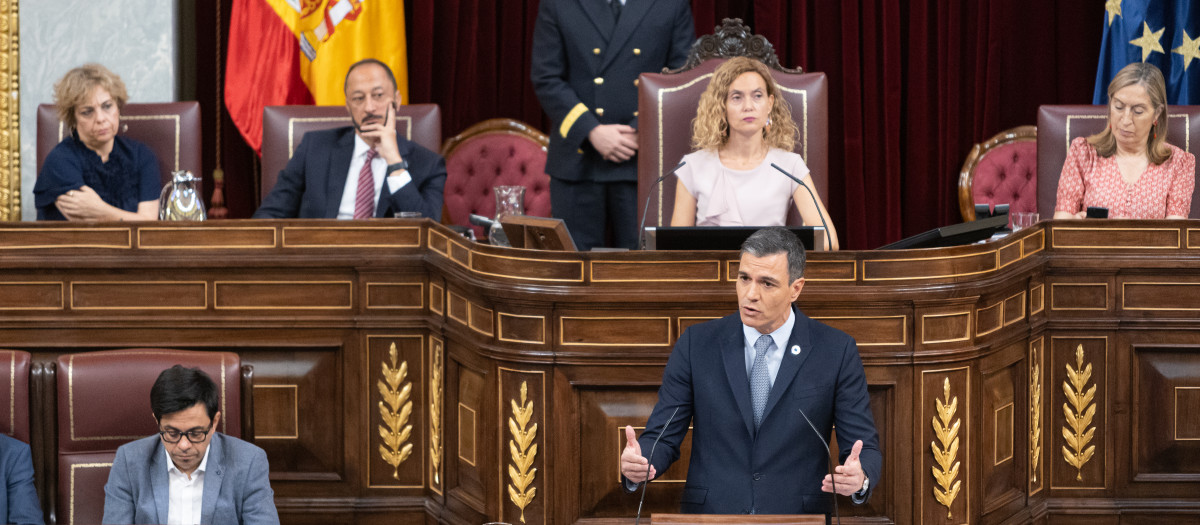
left=225, top=0, right=409, bottom=154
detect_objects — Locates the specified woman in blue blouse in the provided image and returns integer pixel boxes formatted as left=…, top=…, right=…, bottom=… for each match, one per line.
left=34, top=64, right=161, bottom=221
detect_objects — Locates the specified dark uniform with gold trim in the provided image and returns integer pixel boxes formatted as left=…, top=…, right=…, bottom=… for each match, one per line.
left=532, top=0, right=693, bottom=250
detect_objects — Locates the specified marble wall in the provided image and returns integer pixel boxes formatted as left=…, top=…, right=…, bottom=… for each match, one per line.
left=17, top=0, right=177, bottom=220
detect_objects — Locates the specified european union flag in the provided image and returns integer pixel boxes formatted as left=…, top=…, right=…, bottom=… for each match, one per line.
left=1094, top=0, right=1200, bottom=104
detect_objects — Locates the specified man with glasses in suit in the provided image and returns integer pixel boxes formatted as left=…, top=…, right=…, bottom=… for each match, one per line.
left=103, top=365, right=279, bottom=525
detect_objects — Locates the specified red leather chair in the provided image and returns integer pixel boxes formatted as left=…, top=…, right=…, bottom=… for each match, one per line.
left=958, top=125, right=1038, bottom=221
left=36, top=102, right=202, bottom=187
left=0, top=350, right=31, bottom=443
left=51, top=349, right=250, bottom=525
left=1036, top=105, right=1200, bottom=218
left=637, top=62, right=828, bottom=229
left=441, top=118, right=552, bottom=239
left=259, top=104, right=442, bottom=203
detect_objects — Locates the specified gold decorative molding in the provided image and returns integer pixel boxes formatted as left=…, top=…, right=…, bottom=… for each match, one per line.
left=1031, top=345, right=1043, bottom=485
left=0, top=0, right=17, bottom=220
left=1062, top=345, right=1097, bottom=481
left=429, top=337, right=444, bottom=487
left=507, top=381, right=538, bottom=523
left=931, top=378, right=962, bottom=519
left=377, top=343, right=414, bottom=479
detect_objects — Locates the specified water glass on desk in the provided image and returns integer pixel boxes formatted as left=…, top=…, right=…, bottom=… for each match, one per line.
left=1011, top=212, right=1039, bottom=231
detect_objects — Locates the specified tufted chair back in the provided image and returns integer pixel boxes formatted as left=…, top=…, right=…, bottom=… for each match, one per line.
left=441, top=119, right=552, bottom=239
left=958, top=126, right=1038, bottom=222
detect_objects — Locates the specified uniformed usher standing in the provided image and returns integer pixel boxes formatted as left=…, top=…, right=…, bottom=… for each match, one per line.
left=531, top=0, right=694, bottom=250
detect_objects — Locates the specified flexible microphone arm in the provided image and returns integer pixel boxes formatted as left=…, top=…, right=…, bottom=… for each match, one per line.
left=798, top=407, right=841, bottom=525
left=634, top=405, right=681, bottom=525
left=770, top=163, right=833, bottom=251
left=638, top=161, right=687, bottom=250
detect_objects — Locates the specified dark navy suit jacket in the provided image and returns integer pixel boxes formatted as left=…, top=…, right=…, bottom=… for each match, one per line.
left=0, top=434, right=43, bottom=525
left=531, top=0, right=693, bottom=183
left=633, top=307, right=882, bottom=515
left=253, top=126, right=446, bottom=220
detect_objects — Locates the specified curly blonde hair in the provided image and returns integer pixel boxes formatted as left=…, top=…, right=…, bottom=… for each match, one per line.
left=1087, top=62, right=1171, bottom=165
left=54, top=63, right=128, bottom=130
left=691, top=57, right=798, bottom=152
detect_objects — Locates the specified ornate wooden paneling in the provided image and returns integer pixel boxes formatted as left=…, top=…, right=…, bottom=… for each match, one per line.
left=1050, top=337, right=1107, bottom=492
left=1, top=220, right=1198, bottom=524
left=1132, top=346, right=1200, bottom=481
left=921, top=368, right=970, bottom=524
left=367, top=335, right=424, bottom=488
left=498, top=369, right=546, bottom=525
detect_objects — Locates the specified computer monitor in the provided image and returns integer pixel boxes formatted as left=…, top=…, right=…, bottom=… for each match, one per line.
left=644, top=226, right=824, bottom=251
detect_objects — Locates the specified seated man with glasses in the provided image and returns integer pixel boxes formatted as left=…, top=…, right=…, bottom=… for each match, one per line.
left=103, top=365, right=279, bottom=525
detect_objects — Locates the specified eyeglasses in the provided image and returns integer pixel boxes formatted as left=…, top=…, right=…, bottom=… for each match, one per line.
left=159, top=425, right=211, bottom=444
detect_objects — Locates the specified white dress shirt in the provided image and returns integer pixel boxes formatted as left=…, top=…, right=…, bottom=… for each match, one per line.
left=336, top=135, right=412, bottom=219
left=741, top=308, right=796, bottom=389
left=165, top=444, right=211, bottom=525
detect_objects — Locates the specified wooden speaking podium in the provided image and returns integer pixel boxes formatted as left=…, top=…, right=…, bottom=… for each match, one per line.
left=652, top=514, right=823, bottom=524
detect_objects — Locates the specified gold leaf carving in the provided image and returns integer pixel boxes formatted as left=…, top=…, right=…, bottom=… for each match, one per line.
left=429, top=339, right=443, bottom=486
left=507, top=381, right=538, bottom=523
left=1030, top=347, right=1042, bottom=485
left=377, top=343, right=413, bottom=479
left=930, top=378, right=962, bottom=519
left=1061, top=345, right=1096, bottom=481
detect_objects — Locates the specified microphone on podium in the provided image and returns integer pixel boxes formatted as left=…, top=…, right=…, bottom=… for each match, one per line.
left=770, top=163, right=833, bottom=251
left=634, top=405, right=681, bottom=525
left=638, top=161, right=686, bottom=250
left=798, top=406, right=841, bottom=525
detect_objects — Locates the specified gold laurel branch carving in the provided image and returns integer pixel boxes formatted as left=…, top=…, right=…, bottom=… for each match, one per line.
left=1030, top=352, right=1042, bottom=485
left=377, top=343, right=414, bottom=479
left=930, top=377, right=962, bottom=519
left=429, top=340, right=443, bottom=486
left=1061, top=344, right=1096, bottom=481
left=507, top=381, right=538, bottom=523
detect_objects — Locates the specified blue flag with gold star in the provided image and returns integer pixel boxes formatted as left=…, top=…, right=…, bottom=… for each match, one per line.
left=1094, top=0, right=1200, bottom=104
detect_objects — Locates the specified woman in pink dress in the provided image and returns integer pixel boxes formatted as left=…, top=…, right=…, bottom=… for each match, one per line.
left=670, top=57, right=839, bottom=250
left=1054, top=62, right=1195, bottom=220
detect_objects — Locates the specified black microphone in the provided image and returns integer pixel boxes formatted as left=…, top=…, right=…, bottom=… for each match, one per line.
left=798, top=407, right=840, bottom=525
left=468, top=213, right=494, bottom=228
left=770, top=163, right=833, bottom=251
left=638, top=161, right=686, bottom=250
left=634, top=405, right=681, bottom=525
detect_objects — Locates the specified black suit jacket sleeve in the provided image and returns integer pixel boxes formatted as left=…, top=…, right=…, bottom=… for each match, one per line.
left=378, top=141, right=446, bottom=221
left=624, top=1, right=693, bottom=131
left=531, top=0, right=601, bottom=151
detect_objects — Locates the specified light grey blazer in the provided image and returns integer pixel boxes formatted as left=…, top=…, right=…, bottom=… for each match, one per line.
left=102, top=433, right=279, bottom=525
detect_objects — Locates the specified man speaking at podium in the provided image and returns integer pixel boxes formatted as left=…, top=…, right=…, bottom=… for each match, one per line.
left=620, top=227, right=881, bottom=516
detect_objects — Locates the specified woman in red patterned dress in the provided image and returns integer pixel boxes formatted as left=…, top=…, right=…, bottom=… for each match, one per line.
left=1054, top=62, right=1195, bottom=219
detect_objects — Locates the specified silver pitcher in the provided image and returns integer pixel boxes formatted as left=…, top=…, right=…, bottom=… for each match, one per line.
left=158, top=170, right=206, bottom=221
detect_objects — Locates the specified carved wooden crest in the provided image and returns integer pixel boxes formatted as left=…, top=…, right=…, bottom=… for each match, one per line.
left=665, top=18, right=802, bottom=74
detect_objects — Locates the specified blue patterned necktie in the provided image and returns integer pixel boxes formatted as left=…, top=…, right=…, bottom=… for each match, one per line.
left=750, top=334, right=772, bottom=429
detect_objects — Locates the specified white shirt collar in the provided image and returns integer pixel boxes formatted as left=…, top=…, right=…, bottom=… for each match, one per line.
left=164, top=438, right=212, bottom=478
left=742, top=307, right=796, bottom=352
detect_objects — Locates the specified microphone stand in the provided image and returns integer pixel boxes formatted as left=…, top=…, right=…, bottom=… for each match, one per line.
left=770, top=163, right=833, bottom=251
left=634, top=406, right=681, bottom=525
left=638, top=161, right=686, bottom=250
left=798, top=407, right=840, bottom=525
